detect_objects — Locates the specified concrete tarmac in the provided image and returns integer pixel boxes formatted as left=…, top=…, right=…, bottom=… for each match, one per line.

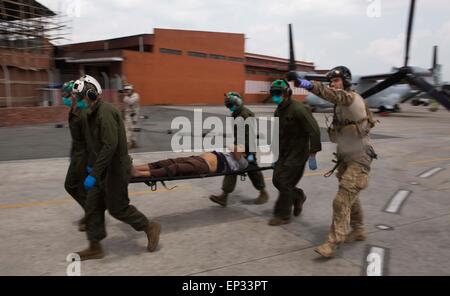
left=0, top=104, right=449, bottom=275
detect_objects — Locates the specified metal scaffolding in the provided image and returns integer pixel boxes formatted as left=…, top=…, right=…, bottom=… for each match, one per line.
left=0, top=0, right=70, bottom=107
left=0, top=0, right=71, bottom=52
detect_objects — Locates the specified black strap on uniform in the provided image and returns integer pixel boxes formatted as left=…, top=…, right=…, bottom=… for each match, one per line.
left=324, top=153, right=341, bottom=178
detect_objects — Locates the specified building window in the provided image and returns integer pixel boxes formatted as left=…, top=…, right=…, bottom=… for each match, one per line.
left=246, top=58, right=265, bottom=64
left=245, top=80, right=271, bottom=94
left=188, top=51, right=207, bottom=58
left=227, top=56, right=244, bottom=63
left=246, top=69, right=256, bottom=75
left=209, top=54, right=226, bottom=60
left=160, top=48, right=182, bottom=55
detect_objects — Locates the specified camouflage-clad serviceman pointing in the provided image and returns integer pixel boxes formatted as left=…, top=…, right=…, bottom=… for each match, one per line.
left=290, top=66, right=377, bottom=258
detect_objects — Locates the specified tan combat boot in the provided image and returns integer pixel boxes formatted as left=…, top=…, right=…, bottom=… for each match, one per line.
left=268, top=216, right=291, bottom=226
left=345, top=228, right=367, bottom=243
left=209, top=192, right=228, bottom=207
left=293, top=194, right=307, bottom=217
left=145, top=221, right=161, bottom=252
left=76, top=241, right=104, bottom=261
left=254, top=189, right=269, bottom=205
left=314, top=242, right=337, bottom=258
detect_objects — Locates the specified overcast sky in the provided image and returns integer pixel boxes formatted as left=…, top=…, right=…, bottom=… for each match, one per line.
left=40, top=0, right=450, bottom=81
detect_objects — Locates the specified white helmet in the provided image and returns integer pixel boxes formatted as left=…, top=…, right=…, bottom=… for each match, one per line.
left=73, top=75, right=103, bottom=100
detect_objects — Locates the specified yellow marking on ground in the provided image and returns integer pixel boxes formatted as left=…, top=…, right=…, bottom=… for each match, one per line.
left=408, top=157, right=450, bottom=165
left=0, top=184, right=192, bottom=210
left=1, top=170, right=329, bottom=210
left=0, top=198, right=72, bottom=209
left=264, top=170, right=329, bottom=180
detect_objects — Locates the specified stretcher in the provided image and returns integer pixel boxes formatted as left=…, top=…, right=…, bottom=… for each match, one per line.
left=129, top=164, right=274, bottom=191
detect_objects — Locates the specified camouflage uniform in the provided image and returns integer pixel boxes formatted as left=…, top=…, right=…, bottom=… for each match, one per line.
left=123, top=91, right=140, bottom=147
left=310, top=81, right=377, bottom=256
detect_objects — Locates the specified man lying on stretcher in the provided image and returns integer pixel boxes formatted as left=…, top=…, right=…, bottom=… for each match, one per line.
left=132, top=145, right=249, bottom=178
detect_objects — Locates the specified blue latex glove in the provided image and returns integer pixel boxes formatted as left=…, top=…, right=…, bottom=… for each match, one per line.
left=297, top=79, right=313, bottom=90
left=86, top=166, right=93, bottom=174
left=308, top=155, right=318, bottom=170
left=247, top=153, right=255, bottom=163
left=84, top=175, right=96, bottom=191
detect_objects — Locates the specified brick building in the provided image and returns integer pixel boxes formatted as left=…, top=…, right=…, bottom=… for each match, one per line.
left=56, top=28, right=315, bottom=105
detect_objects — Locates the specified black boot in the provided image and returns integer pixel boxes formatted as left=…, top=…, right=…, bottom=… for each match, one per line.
left=78, top=216, right=87, bottom=232
left=293, top=194, right=307, bottom=217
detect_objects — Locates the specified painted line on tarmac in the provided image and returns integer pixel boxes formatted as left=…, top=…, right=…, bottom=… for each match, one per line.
left=375, top=224, right=394, bottom=231
left=383, top=190, right=411, bottom=214
left=362, top=245, right=390, bottom=276
left=418, top=167, right=444, bottom=178
left=1, top=170, right=327, bottom=209
left=408, top=157, right=450, bottom=165
left=263, top=170, right=329, bottom=181
left=0, top=184, right=192, bottom=210
left=0, top=198, right=73, bottom=209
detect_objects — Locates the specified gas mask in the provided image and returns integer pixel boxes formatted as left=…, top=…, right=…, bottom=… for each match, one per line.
left=270, top=89, right=284, bottom=105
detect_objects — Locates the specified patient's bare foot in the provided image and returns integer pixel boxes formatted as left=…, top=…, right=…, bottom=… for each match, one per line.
left=132, top=166, right=151, bottom=177
left=132, top=166, right=141, bottom=177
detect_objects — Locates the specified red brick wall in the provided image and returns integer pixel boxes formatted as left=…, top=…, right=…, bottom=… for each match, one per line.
left=0, top=97, right=125, bottom=127
left=0, top=106, right=68, bottom=127
left=136, top=29, right=246, bottom=105
left=122, top=50, right=156, bottom=105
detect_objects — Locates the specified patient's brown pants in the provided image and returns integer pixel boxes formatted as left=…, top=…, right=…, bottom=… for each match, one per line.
left=148, top=156, right=210, bottom=178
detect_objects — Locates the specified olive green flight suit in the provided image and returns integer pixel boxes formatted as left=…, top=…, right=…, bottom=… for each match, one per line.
left=222, top=105, right=266, bottom=194
left=273, top=97, right=322, bottom=219
left=64, top=107, right=88, bottom=211
left=84, top=100, right=149, bottom=242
